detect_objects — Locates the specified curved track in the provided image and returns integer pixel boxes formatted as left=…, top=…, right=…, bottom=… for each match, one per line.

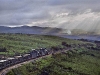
left=0, top=48, right=70, bottom=75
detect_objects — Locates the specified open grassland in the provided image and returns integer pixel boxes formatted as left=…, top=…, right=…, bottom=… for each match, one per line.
left=6, top=48, right=100, bottom=75
left=0, top=33, right=84, bottom=56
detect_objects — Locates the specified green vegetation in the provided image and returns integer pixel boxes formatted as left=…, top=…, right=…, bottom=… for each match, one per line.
left=6, top=48, right=100, bottom=75
left=1, top=33, right=100, bottom=75
left=0, top=33, right=83, bottom=56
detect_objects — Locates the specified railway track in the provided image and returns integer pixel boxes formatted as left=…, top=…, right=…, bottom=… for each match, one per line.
left=0, top=48, right=71, bottom=75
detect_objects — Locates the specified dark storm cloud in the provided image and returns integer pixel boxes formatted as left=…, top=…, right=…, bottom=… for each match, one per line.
left=0, top=0, right=48, bottom=26
left=0, top=0, right=100, bottom=27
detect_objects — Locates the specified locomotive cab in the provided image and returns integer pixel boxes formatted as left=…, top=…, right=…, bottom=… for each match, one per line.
left=0, top=60, right=7, bottom=70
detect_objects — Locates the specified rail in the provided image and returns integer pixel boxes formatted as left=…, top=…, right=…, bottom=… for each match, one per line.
left=0, top=48, right=71, bottom=75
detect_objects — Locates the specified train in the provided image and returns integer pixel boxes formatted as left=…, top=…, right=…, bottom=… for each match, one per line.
left=0, top=48, right=50, bottom=71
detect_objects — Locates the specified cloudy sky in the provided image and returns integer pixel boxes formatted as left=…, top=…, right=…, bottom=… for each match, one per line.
left=0, top=0, right=100, bottom=31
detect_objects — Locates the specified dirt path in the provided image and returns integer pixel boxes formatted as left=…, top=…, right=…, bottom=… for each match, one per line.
left=0, top=49, right=70, bottom=75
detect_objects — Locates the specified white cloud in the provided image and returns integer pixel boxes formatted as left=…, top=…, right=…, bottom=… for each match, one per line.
left=27, top=9, right=100, bottom=32
left=0, top=0, right=100, bottom=32
left=56, top=13, right=69, bottom=17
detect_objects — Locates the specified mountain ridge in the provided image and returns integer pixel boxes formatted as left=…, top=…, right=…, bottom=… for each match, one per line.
left=0, top=26, right=100, bottom=35
left=0, top=26, right=68, bottom=35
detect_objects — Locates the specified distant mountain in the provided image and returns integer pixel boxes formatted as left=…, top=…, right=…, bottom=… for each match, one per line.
left=0, top=26, right=100, bottom=35
left=0, top=26, right=70, bottom=35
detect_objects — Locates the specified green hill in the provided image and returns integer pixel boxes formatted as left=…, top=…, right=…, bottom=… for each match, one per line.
left=0, top=33, right=99, bottom=75
left=6, top=48, right=100, bottom=75
left=0, top=33, right=83, bottom=56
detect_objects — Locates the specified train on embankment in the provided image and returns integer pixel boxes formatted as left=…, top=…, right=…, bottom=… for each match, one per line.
left=0, top=48, right=50, bottom=71
left=0, top=41, right=73, bottom=72
left=0, top=40, right=99, bottom=72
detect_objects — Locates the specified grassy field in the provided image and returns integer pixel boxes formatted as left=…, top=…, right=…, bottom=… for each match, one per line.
left=6, top=48, right=100, bottom=75
left=0, top=33, right=84, bottom=56
left=0, top=33, right=99, bottom=75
